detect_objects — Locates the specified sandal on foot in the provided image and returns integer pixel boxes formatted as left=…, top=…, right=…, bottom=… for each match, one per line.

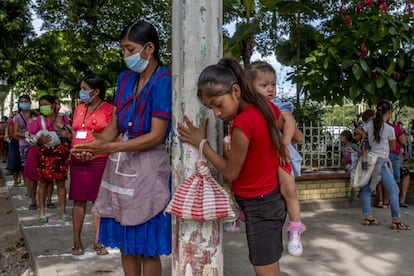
left=391, top=221, right=411, bottom=230
left=400, top=202, right=409, bottom=208
left=363, top=218, right=380, bottom=226
left=46, top=202, right=57, bottom=209
left=376, top=200, right=384, bottom=208
left=37, top=215, right=48, bottom=223
left=71, top=244, right=84, bottom=255
left=29, top=203, right=37, bottom=210
left=94, top=244, right=108, bottom=255
left=61, top=214, right=72, bottom=222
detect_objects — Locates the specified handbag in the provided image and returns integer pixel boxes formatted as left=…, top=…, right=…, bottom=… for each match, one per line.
left=351, top=152, right=378, bottom=187
left=165, top=141, right=236, bottom=221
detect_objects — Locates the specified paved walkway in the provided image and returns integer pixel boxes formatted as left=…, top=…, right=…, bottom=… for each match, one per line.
left=3, top=162, right=414, bottom=276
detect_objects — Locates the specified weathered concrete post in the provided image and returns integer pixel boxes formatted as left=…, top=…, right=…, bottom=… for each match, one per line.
left=171, top=0, right=223, bottom=275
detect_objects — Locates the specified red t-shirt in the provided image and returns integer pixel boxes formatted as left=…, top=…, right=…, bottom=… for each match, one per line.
left=231, top=103, right=281, bottom=198
left=389, top=123, right=404, bottom=154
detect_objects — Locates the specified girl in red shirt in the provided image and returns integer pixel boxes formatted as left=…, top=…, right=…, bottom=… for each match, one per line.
left=178, top=58, right=288, bottom=276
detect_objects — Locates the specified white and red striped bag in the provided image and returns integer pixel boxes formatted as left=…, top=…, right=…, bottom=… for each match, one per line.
left=165, top=158, right=235, bottom=221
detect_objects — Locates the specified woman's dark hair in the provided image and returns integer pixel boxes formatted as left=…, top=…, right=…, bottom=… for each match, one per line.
left=246, top=61, right=276, bottom=82
left=18, top=94, right=31, bottom=103
left=361, top=109, right=375, bottom=122
left=39, top=95, right=58, bottom=106
left=82, top=75, right=106, bottom=99
left=17, top=94, right=31, bottom=112
left=373, top=100, right=392, bottom=143
left=120, top=20, right=161, bottom=64
left=197, top=57, right=286, bottom=161
left=340, top=130, right=353, bottom=142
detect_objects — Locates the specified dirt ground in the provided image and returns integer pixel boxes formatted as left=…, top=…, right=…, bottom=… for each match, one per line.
left=0, top=185, right=35, bottom=276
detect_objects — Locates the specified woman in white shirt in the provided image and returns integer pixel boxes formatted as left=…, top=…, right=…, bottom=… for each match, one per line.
left=360, top=100, right=410, bottom=230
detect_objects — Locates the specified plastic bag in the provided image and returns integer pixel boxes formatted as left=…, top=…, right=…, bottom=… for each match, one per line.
left=351, top=152, right=378, bottom=187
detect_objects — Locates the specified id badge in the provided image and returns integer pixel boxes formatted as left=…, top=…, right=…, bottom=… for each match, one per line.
left=76, top=130, right=88, bottom=139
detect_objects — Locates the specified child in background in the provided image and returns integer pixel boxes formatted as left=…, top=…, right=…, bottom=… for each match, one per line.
left=355, top=109, right=375, bottom=158
left=246, top=61, right=305, bottom=257
left=340, top=130, right=361, bottom=171
left=340, top=130, right=361, bottom=199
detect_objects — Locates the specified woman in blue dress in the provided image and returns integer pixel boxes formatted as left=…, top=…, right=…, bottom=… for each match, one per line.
left=72, top=20, right=172, bottom=275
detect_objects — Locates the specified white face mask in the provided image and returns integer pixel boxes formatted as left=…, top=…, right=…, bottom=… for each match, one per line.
left=124, top=45, right=149, bottom=73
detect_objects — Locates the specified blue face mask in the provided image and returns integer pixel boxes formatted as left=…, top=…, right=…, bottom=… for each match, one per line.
left=124, top=44, right=149, bottom=73
left=79, top=89, right=93, bottom=103
left=19, top=102, right=31, bottom=110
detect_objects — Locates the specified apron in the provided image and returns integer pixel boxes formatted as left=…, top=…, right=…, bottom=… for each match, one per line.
left=92, top=146, right=170, bottom=226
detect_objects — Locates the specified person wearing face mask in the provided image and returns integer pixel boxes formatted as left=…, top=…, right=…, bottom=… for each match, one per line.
left=71, top=21, right=172, bottom=276
left=13, top=95, right=36, bottom=201
left=69, top=75, right=113, bottom=256
left=6, top=113, right=22, bottom=186
left=28, top=95, right=73, bottom=223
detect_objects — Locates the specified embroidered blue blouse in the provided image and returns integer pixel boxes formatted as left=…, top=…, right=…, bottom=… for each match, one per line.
left=114, top=66, right=172, bottom=142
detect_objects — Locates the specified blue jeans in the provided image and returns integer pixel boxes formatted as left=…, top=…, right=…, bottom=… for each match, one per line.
left=389, top=152, right=401, bottom=183
left=361, top=162, right=400, bottom=219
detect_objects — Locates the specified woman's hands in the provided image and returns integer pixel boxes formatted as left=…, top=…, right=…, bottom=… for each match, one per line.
left=36, top=134, right=52, bottom=146
left=177, top=115, right=208, bottom=148
left=56, top=127, right=72, bottom=140
left=70, top=131, right=111, bottom=160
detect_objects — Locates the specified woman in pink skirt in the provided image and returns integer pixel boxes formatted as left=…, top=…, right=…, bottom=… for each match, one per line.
left=23, top=142, right=39, bottom=210
left=69, top=75, right=113, bottom=255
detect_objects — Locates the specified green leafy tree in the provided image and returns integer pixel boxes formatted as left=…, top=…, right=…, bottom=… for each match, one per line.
left=223, top=0, right=330, bottom=123
left=0, top=0, right=33, bottom=84
left=11, top=0, right=172, bottom=110
left=223, top=0, right=316, bottom=65
left=300, top=0, right=414, bottom=106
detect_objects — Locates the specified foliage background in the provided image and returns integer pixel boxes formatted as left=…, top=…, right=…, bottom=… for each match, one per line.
left=1, top=0, right=413, bottom=122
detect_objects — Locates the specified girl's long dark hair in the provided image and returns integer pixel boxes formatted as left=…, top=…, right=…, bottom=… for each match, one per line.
left=197, top=58, right=286, bottom=161
left=373, top=100, right=392, bottom=143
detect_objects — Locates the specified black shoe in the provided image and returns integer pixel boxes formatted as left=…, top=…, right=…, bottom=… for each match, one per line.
left=400, top=202, right=409, bottom=208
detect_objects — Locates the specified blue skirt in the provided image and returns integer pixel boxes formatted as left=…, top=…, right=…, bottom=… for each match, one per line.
left=99, top=212, right=172, bottom=257
left=6, top=139, right=22, bottom=172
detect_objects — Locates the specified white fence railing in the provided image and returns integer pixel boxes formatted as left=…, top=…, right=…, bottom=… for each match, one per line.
left=295, top=123, right=349, bottom=172
left=295, top=123, right=414, bottom=173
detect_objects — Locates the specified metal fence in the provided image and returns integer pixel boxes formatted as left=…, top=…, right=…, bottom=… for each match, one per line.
left=169, top=123, right=413, bottom=173
left=295, top=123, right=414, bottom=172
left=295, top=123, right=349, bottom=172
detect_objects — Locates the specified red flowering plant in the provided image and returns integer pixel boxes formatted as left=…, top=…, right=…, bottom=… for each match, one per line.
left=299, top=0, right=414, bottom=106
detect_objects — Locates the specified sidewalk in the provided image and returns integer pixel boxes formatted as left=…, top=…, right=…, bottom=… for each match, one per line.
left=4, top=162, right=414, bottom=276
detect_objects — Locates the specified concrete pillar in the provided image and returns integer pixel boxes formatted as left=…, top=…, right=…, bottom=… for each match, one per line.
left=171, top=0, right=223, bottom=275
